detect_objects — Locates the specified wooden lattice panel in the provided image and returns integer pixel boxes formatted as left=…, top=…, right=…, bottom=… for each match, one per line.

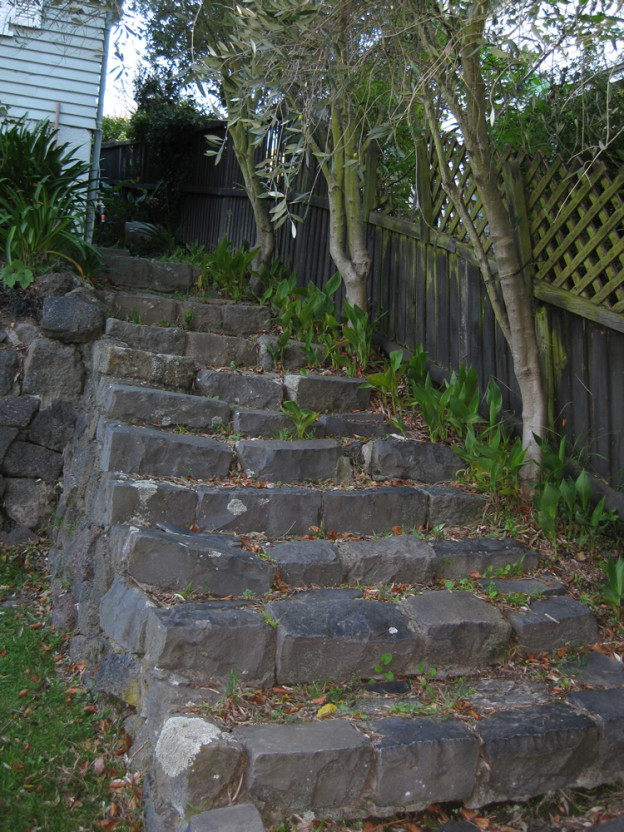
left=525, top=153, right=624, bottom=314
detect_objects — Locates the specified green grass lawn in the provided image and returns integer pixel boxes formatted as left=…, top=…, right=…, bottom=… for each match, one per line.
left=0, top=543, right=143, bottom=831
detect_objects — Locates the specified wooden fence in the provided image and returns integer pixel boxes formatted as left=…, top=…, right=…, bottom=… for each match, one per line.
left=100, top=129, right=624, bottom=489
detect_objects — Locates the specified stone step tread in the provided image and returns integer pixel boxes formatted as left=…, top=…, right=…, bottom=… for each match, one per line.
left=98, top=472, right=486, bottom=536
left=99, top=578, right=598, bottom=688
left=151, top=690, right=623, bottom=825
left=99, top=288, right=270, bottom=335
left=112, top=523, right=539, bottom=596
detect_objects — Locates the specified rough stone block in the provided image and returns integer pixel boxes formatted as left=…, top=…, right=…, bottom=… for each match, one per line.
left=145, top=601, right=276, bottom=687
left=0, top=395, right=39, bottom=427
left=336, top=535, right=436, bottom=585
left=322, top=486, right=428, bottom=535
left=149, top=260, right=194, bottom=292
left=197, top=486, right=321, bottom=536
left=362, top=437, right=461, bottom=483
left=99, top=474, right=197, bottom=528
left=236, top=438, right=341, bottom=482
left=0, top=425, right=18, bottom=460
left=0, top=348, right=18, bottom=394
left=424, top=486, right=486, bottom=527
left=222, top=303, right=270, bottom=336
left=562, top=652, right=624, bottom=688
left=93, top=343, right=195, bottom=390
left=267, top=540, right=344, bottom=587
left=568, top=689, right=624, bottom=787
left=185, top=332, right=256, bottom=367
left=100, top=423, right=233, bottom=479
left=432, top=538, right=538, bottom=580
left=2, top=440, right=63, bottom=482
left=179, top=804, right=266, bottom=832
left=469, top=704, right=598, bottom=805
left=105, top=318, right=187, bottom=354
left=256, top=334, right=324, bottom=370
left=23, top=338, right=85, bottom=401
left=27, top=400, right=77, bottom=451
left=41, top=292, right=105, bottom=343
left=233, top=721, right=371, bottom=815
left=319, top=412, right=392, bottom=438
left=508, top=596, right=599, bottom=653
left=176, top=300, right=222, bottom=332
left=113, top=525, right=274, bottom=596
left=110, top=291, right=178, bottom=325
left=90, top=652, right=143, bottom=707
left=267, top=596, right=414, bottom=684
left=99, top=576, right=155, bottom=654
left=154, top=717, right=243, bottom=818
left=3, top=477, right=54, bottom=529
left=195, top=370, right=282, bottom=410
left=231, top=409, right=291, bottom=437
left=479, top=577, right=564, bottom=598
left=99, top=383, right=230, bottom=430
left=370, top=717, right=480, bottom=810
left=400, top=591, right=510, bottom=675
left=284, top=373, right=370, bottom=413
left=97, top=253, right=151, bottom=288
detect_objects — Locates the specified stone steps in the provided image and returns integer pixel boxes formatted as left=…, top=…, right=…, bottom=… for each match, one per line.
left=53, top=270, right=621, bottom=831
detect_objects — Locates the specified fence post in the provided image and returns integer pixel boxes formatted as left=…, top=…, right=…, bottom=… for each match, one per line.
left=415, top=138, right=432, bottom=243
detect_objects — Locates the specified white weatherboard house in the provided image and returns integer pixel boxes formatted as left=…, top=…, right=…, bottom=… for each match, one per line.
left=0, top=0, right=116, bottom=166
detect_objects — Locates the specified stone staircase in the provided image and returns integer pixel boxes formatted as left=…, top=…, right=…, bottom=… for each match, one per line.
left=53, top=257, right=624, bottom=832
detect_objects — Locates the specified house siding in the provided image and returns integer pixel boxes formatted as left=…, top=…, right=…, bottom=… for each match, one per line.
left=0, top=2, right=110, bottom=163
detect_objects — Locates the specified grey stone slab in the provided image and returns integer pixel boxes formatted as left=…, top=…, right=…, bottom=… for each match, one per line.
left=100, top=422, right=233, bottom=479
left=185, top=331, right=256, bottom=367
left=362, top=437, right=461, bottom=483
left=424, top=486, right=487, bottom=527
left=105, top=318, right=187, bottom=354
left=96, top=253, right=152, bottom=288
left=176, top=300, right=223, bottom=332
left=322, top=486, right=428, bottom=535
left=319, top=412, right=393, bottom=438
left=23, top=338, right=85, bottom=400
left=233, top=721, right=371, bottom=814
left=469, top=704, right=598, bottom=805
left=109, top=291, right=178, bottom=326
left=3, top=477, right=54, bottom=529
left=99, top=576, right=155, bottom=654
left=99, top=383, right=231, bottom=430
left=267, top=540, right=344, bottom=587
left=90, top=652, right=142, bottom=706
left=99, top=474, right=197, bottom=528
left=154, top=716, right=243, bottom=819
left=197, top=486, right=321, bottom=536
left=2, top=439, right=63, bottom=482
left=0, top=425, right=18, bottom=460
left=508, top=596, right=599, bottom=653
left=400, top=591, right=511, bottom=675
left=432, top=538, right=538, bottom=580
left=284, top=373, right=370, bottom=413
left=150, top=260, right=195, bottom=292
left=27, top=400, right=77, bottom=451
left=41, top=292, right=105, bottom=343
left=336, top=535, right=437, bottom=585
left=231, top=408, right=291, bottom=437
left=267, top=597, right=414, bottom=684
left=145, top=601, right=276, bottom=687
left=222, top=303, right=270, bottom=336
left=93, top=343, right=195, bottom=390
left=479, top=577, right=565, bottom=598
left=562, top=651, right=624, bottom=688
left=0, top=348, right=18, bottom=395
left=0, top=395, right=39, bottom=427
left=113, top=524, right=274, bottom=596
left=567, top=688, right=624, bottom=787
left=467, top=678, right=550, bottom=713
left=370, top=717, right=480, bottom=810
left=195, top=370, right=282, bottom=410
left=236, top=438, right=342, bottom=482
left=179, top=804, right=265, bottom=832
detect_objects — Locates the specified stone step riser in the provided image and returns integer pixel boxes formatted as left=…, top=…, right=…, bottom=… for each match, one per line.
left=150, top=695, right=622, bottom=828
left=99, top=579, right=597, bottom=690
left=112, top=524, right=539, bottom=596
left=97, top=474, right=485, bottom=537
